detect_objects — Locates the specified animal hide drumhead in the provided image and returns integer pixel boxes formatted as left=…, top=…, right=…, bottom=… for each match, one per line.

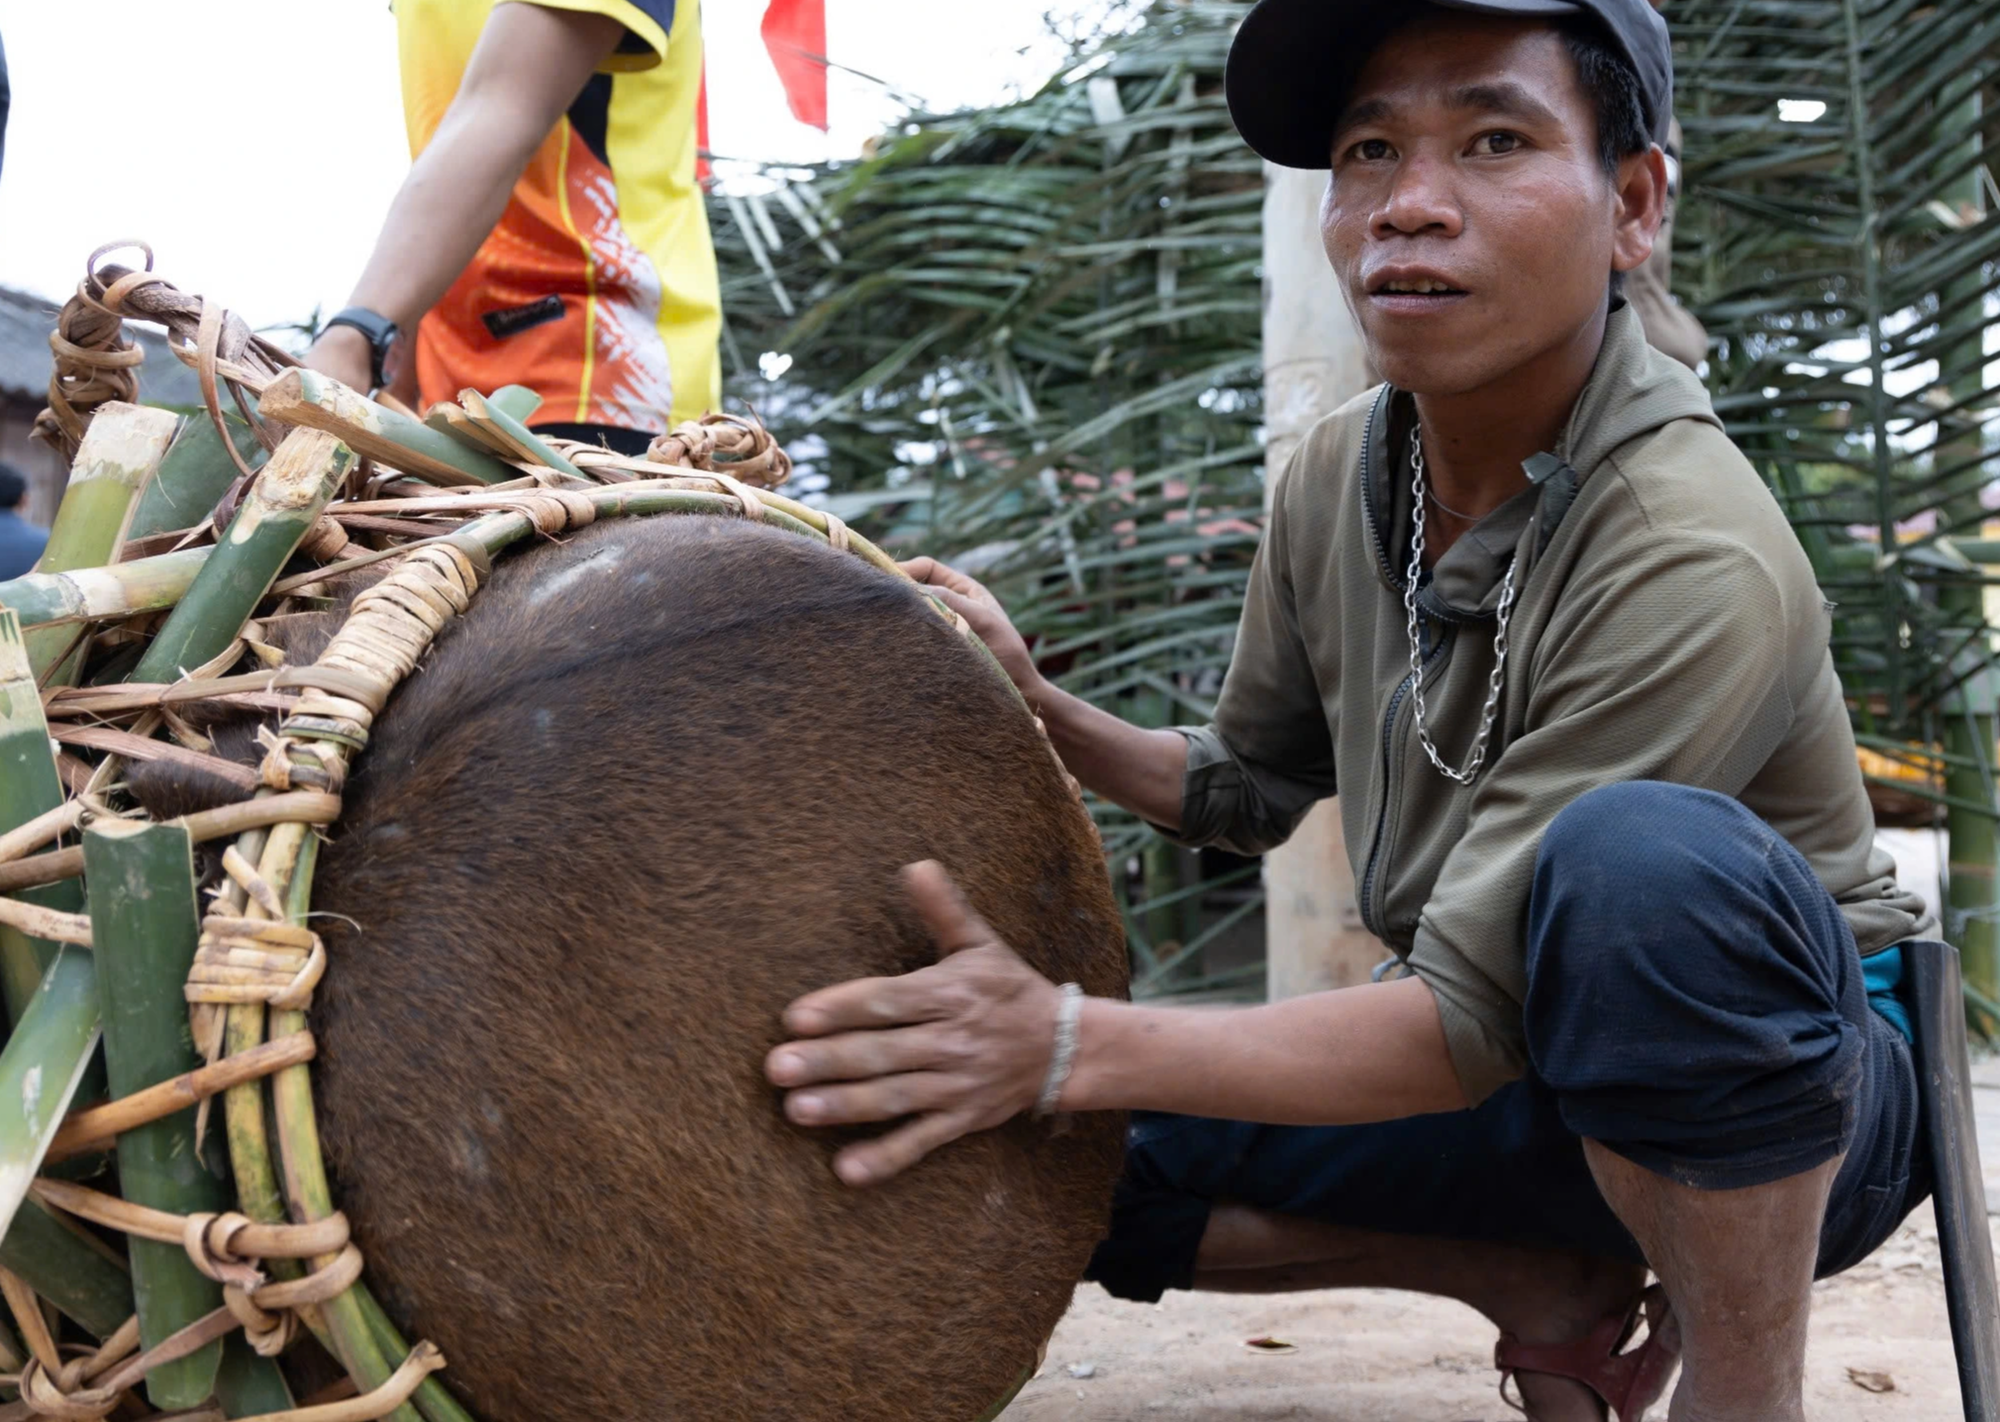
left=308, top=516, right=1130, bottom=1421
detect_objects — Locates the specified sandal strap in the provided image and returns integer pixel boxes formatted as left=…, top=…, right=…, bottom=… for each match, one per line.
left=1493, top=1286, right=1681, bottom=1421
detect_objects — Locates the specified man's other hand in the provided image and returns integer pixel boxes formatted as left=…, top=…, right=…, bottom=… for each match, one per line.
left=766, top=861, right=1063, bottom=1187
left=303, top=324, right=376, bottom=396
left=902, top=557, right=1043, bottom=698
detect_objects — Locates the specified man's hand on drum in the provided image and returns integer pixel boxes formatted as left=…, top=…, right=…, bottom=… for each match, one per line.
left=901, top=557, right=1042, bottom=697
left=765, top=861, right=1061, bottom=1186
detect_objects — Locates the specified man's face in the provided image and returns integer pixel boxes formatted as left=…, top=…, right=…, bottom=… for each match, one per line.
left=1319, top=14, right=1657, bottom=396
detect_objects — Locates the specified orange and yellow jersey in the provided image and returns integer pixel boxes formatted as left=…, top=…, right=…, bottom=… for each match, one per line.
left=396, top=0, right=721, bottom=432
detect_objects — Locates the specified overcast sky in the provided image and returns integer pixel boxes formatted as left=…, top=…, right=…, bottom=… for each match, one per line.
left=0, top=0, right=1092, bottom=331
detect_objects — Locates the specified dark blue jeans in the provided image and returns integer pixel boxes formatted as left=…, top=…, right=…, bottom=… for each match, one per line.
left=1085, top=782, right=1930, bottom=1303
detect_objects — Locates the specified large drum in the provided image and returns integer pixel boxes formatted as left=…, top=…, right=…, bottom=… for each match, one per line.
left=308, top=513, right=1130, bottom=1420
left=0, top=262, right=1127, bottom=1422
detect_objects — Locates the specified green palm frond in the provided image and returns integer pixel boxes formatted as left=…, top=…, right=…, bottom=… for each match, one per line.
left=1673, top=0, right=2000, bottom=987
left=711, top=0, right=1267, bottom=999
left=1676, top=0, right=1999, bottom=725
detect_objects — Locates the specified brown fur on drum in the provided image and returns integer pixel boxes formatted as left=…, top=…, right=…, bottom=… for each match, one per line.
left=281, top=517, right=1129, bottom=1421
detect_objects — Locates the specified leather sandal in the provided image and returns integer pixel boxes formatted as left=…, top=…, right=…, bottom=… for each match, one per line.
left=1494, top=1283, right=1682, bottom=1420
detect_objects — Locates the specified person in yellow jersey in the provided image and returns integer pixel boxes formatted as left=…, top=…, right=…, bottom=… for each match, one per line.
left=304, top=0, right=720, bottom=455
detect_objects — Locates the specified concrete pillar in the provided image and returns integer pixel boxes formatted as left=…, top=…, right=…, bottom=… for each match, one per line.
left=1260, top=162, right=1383, bottom=1000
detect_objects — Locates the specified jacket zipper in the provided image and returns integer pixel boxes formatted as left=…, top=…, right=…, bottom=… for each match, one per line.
left=1355, top=388, right=1399, bottom=939
left=1357, top=627, right=1447, bottom=939
left=1357, top=670, right=1413, bottom=937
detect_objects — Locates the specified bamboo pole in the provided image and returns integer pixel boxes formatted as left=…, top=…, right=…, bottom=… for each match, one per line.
left=82, top=819, right=227, bottom=1407
left=0, top=548, right=212, bottom=630
left=258, top=370, right=515, bottom=487
left=129, top=414, right=269, bottom=542
left=1260, top=162, right=1380, bottom=1000
left=0, top=611, right=84, bottom=1023
left=23, top=403, right=179, bottom=684
left=130, top=429, right=354, bottom=686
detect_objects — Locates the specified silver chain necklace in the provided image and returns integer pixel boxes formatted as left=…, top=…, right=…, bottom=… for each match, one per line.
left=1404, top=424, right=1517, bottom=786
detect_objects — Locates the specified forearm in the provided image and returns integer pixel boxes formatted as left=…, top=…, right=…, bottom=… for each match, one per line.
left=343, top=107, right=534, bottom=331
left=1026, top=676, right=1188, bottom=830
left=1060, top=973, right=1467, bottom=1124
left=341, top=4, right=623, bottom=331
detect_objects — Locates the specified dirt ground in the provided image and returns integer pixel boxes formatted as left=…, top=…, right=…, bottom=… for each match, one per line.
left=1001, top=1053, right=2000, bottom=1419
left=1005, top=1204, right=1965, bottom=1419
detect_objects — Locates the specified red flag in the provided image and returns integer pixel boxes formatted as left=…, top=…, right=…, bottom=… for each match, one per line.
left=760, top=0, right=828, bottom=131
left=696, top=66, right=712, bottom=183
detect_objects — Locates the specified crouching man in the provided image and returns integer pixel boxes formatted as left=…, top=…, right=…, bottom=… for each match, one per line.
left=766, top=1, right=1933, bottom=1416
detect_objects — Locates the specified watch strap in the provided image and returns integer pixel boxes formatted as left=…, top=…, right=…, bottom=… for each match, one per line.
left=322, top=307, right=401, bottom=389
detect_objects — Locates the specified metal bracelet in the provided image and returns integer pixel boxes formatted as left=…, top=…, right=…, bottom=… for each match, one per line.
left=1035, top=983, right=1085, bottom=1118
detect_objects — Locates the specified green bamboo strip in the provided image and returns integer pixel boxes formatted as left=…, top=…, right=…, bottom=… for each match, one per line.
left=0, top=1197, right=130, bottom=1338
left=259, top=370, right=515, bottom=487
left=486, top=385, right=543, bottom=423
left=265, top=830, right=420, bottom=1422
left=23, top=403, right=179, bottom=683
left=83, top=818, right=226, bottom=1406
left=0, top=610, right=83, bottom=1023
left=458, top=390, right=584, bottom=479
left=129, top=413, right=270, bottom=541
left=0, top=613, right=130, bottom=1342
left=131, top=429, right=355, bottom=687
left=213, top=1331, right=296, bottom=1417
left=422, top=404, right=513, bottom=460
left=0, top=548, right=212, bottom=631
left=0, top=944, right=101, bottom=1246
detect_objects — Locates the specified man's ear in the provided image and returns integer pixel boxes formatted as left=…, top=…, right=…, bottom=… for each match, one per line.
left=1610, top=144, right=1670, bottom=276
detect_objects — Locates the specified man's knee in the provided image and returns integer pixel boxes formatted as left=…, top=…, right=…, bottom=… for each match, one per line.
left=1525, top=782, right=1866, bottom=1189
left=1528, top=781, right=1782, bottom=995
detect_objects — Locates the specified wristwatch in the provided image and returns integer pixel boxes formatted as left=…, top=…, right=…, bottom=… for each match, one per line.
left=322, top=306, right=404, bottom=391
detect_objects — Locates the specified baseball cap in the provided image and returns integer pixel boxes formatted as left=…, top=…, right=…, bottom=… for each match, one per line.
left=1225, top=0, right=1674, bottom=170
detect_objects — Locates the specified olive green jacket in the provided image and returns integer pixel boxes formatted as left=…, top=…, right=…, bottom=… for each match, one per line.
left=1175, top=305, right=1932, bottom=1104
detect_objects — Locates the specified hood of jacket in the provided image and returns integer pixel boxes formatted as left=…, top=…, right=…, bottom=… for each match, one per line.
left=1361, top=303, right=1724, bottom=623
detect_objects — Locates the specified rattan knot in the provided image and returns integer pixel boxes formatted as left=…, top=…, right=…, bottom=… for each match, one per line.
left=17, top=1357, right=117, bottom=1420
left=645, top=412, right=792, bottom=487
left=253, top=1242, right=365, bottom=1312
left=224, top=1283, right=299, bottom=1356
left=701, top=411, right=793, bottom=488
left=822, top=511, right=851, bottom=552
left=183, top=1211, right=267, bottom=1289
left=646, top=421, right=718, bottom=468
left=31, top=243, right=154, bottom=459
